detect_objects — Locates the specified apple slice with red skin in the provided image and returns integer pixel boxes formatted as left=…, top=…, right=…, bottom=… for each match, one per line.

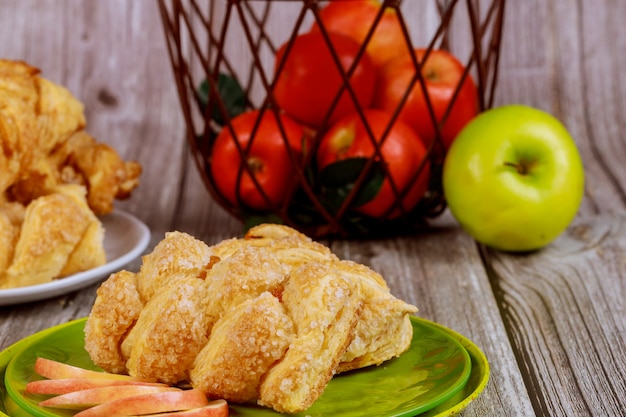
left=73, top=389, right=210, bottom=417
left=38, top=385, right=180, bottom=409
left=34, top=358, right=140, bottom=381
left=124, top=399, right=229, bottom=417
left=26, top=378, right=168, bottom=395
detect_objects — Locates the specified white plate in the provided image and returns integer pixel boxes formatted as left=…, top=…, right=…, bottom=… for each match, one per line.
left=0, top=210, right=150, bottom=306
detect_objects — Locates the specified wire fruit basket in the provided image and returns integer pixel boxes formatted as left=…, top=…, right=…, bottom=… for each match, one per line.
left=158, top=0, right=506, bottom=238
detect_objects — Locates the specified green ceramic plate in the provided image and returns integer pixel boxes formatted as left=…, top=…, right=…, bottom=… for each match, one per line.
left=1, top=317, right=489, bottom=417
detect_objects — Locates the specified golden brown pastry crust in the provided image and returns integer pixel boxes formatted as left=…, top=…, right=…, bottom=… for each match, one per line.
left=244, top=223, right=340, bottom=270
left=123, top=278, right=211, bottom=385
left=84, top=224, right=418, bottom=414
left=55, top=184, right=106, bottom=277
left=202, top=244, right=288, bottom=322
left=190, top=292, right=294, bottom=402
left=333, top=259, right=418, bottom=372
left=0, top=185, right=105, bottom=289
left=258, top=262, right=362, bottom=413
left=84, top=270, right=143, bottom=374
left=0, top=59, right=141, bottom=289
left=0, top=191, right=90, bottom=288
left=135, top=231, right=214, bottom=303
left=0, top=202, right=24, bottom=277
left=0, top=59, right=140, bottom=214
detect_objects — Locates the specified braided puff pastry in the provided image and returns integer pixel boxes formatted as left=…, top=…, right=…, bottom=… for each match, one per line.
left=84, top=224, right=417, bottom=414
left=190, top=291, right=294, bottom=402
left=258, top=262, right=362, bottom=413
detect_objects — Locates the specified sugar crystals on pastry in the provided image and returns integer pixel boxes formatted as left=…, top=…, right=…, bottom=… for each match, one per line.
left=123, top=278, right=211, bottom=385
left=190, top=291, right=294, bottom=402
left=1, top=188, right=91, bottom=288
left=0, top=201, right=24, bottom=284
left=135, top=231, right=215, bottom=303
left=84, top=225, right=418, bottom=414
left=84, top=270, right=144, bottom=374
left=202, top=244, right=288, bottom=322
left=258, top=262, right=363, bottom=413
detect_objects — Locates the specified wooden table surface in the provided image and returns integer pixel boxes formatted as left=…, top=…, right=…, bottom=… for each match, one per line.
left=1, top=1, right=625, bottom=416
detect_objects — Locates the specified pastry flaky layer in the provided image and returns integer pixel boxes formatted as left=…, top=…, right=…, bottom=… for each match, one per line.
left=0, top=59, right=142, bottom=289
left=84, top=224, right=418, bottom=414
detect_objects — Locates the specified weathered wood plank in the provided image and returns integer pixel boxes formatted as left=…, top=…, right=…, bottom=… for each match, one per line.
left=485, top=1, right=626, bottom=415
left=2, top=2, right=626, bottom=417
left=485, top=214, right=626, bottom=416
left=0, top=283, right=98, bottom=350
left=575, top=1, right=626, bottom=210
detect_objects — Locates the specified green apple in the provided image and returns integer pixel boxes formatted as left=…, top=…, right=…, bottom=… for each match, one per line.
left=442, top=104, right=585, bottom=252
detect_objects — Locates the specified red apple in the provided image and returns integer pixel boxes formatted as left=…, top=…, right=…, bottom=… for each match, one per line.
left=209, top=110, right=306, bottom=211
left=73, top=389, right=210, bottom=417
left=273, top=31, right=376, bottom=129
left=123, top=400, right=229, bottom=417
left=39, top=385, right=180, bottom=409
left=316, top=109, right=430, bottom=219
left=374, top=48, right=479, bottom=151
left=33, top=358, right=139, bottom=381
left=26, top=378, right=167, bottom=395
left=311, top=0, right=408, bottom=69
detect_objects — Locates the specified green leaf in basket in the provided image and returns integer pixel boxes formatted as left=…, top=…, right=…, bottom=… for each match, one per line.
left=198, top=73, right=245, bottom=126
left=319, top=157, right=384, bottom=213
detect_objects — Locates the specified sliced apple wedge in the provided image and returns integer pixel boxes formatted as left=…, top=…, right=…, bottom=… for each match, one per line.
left=39, top=385, right=180, bottom=410
left=26, top=378, right=168, bottom=395
left=124, top=399, right=229, bottom=417
left=34, top=358, right=140, bottom=381
left=73, top=389, right=210, bottom=417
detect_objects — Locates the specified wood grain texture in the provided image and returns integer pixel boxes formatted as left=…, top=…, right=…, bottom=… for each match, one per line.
left=1, top=1, right=626, bottom=416
left=485, top=215, right=626, bottom=416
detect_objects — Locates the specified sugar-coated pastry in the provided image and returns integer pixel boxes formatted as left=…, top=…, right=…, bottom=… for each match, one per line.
left=333, top=259, right=418, bottom=372
left=0, top=59, right=140, bottom=214
left=202, top=244, right=288, bottom=322
left=0, top=201, right=24, bottom=280
left=258, top=262, right=362, bottom=413
left=136, top=231, right=215, bottom=302
left=1, top=192, right=90, bottom=288
left=84, top=224, right=418, bottom=413
left=244, top=223, right=340, bottom=270
left=190, top=292, right=294, bottom=402
left=84, top=270, right=143, bottom=374
left=0, top=59, right=140, bottom=289
left=123, top=278, right=211, bottom=384
left=55, top=184, right=106, bottom=277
